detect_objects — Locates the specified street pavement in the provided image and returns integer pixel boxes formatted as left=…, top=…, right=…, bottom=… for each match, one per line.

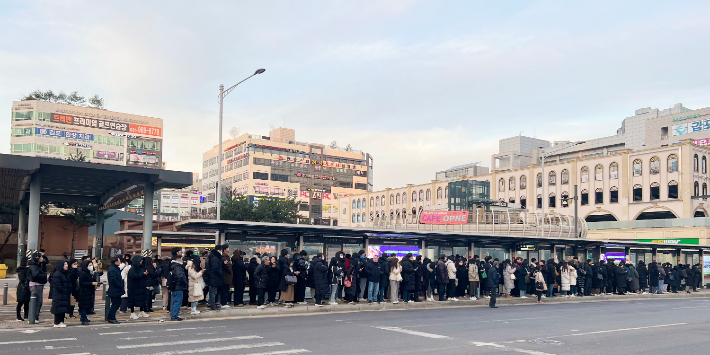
left=0, top=296, right=707, bottom=354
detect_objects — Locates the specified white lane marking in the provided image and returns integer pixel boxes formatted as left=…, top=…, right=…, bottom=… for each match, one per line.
left=56, top=353, right=92, bottom=355
left=162, top=326, right=227, bottom=331
left=672, top=306, right=707, bottom=310
left=117, top=335, right=262, bottom=349
left=471, top=341, right=556, bottom=355
left=550, top=322, right=687, bottom=338
left=238, top=351, right=310, bottom=355
left=147, top=342, right=287, bottom=355
left=115, top=331, right=235, bottom=341
left=0, top=338, right=77, bottom=345
left=376, top=326, right=450, bottom=339
left=100, top=330, right=153, bottom=335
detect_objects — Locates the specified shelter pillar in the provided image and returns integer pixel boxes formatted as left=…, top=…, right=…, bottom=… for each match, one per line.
left=17, top=200, right=27, bottom=266
left=652, top=247, right=658, bottom=262
left=95, top=205, right=104, bottom=259
left=470, top=242, right=475, bottom=259
left=157, top=237, right=162, bottom=257
left=142, top=182, right=154, bottom=258
left=625, top=247, right=630, bottom=263
left=421, top=240, right=426, bottom=258
left=27, top=174, right=41, bottom=253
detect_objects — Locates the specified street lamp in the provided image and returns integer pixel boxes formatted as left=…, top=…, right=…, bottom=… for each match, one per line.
left=561, top=185, right=579, bottom=238
left=216, top=69, right=265, bottom=220
left=540, top=141, right=582, bottom=237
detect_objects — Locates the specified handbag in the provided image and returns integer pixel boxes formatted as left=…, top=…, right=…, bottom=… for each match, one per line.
left=535, top=281, right=544, bottom=291
left=481, top=271, right=487, bottom=279
left=510, top=273, right=516, bottom=281
left=344, top=275, right=352, bottom=288
left=285, top=275, right=298, bottom=285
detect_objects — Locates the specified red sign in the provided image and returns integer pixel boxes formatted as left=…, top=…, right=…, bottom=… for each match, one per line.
left=128, top=123, right=162, bottom=137
left=419, top=211, right=469, bottom=225
left=694, top=138, right=710, bottom=146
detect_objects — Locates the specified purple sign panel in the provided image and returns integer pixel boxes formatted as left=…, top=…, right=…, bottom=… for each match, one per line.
left=368, top=245, right=420, bottom=258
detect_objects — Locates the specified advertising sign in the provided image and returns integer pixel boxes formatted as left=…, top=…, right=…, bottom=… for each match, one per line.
left=35, top=127, right=93, bottom=141
left=635, top=238, right=699, bottom=245
left=367, top=245, right=421, bottom=259
left=602, top=252, right=626, bottom=262
left=419, top=211, right=469, bottom=225
left=704, top=255, right=710, bottom=276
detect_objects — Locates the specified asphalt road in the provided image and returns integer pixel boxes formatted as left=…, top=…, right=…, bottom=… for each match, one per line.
left=0, top=297, right=708, bottom=355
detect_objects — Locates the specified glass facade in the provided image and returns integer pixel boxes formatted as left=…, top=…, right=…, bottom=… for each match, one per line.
left=448, top=180, right=490, bottom=211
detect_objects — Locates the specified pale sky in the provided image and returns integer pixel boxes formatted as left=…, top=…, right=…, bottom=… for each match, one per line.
left=2, top=1, right=710, bottom=190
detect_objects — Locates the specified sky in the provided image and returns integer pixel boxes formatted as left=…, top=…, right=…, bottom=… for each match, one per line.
left=2, top=0, right=710, bottom=191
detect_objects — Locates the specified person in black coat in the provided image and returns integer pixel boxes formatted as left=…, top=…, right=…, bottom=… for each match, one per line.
left=15, top=257, right=31, bottom=321
left=311, top=253, right=329, bottom=305
left=648, top=261, right=659, bottom=294
left=254, top=257, right=269, bottom=307
left=400, top=254, right=416, bottom=302
left=267, top=256, right=281, bottom=305
left=599, top=261, right=608, bottom=294
left=50, top=260, right=71, bottom=327
left=232, top=250, right=247, bottom=306
left=143, top=257, right=158, bottom=312
left=614, top=262, right=628, bottom=295
left=127, top=255, right=148, bottom=318
left=591, top=262, right=602, bottom=294
left=247, top=257, right=259, bottom=305
left=455, top=259, right=468, bottom=298
left=206, top=246, right=224, bottom=309
left=78, top=260, right=99, bottom=325
left=67, top=259, right=79, bottom=318
left=293, top=251, right=309, bottom=304
left=413, top=256, right=424, bottom=302
left=364, top=255, right=383, bottom=303
left=28, top=252, right=48, bottom=322
left=545, top=260, right=556, bottom=297
left=485, top=260, right=501, bottom=308
left=637, top=261, right=649, bottom=293
left=378, top=254, right=389, bottom=303
left=106, top=256, right=124, bottom=323
left=345, top=254, right=359, bottom=303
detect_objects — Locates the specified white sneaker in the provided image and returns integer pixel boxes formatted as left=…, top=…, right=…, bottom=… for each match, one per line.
left=130, top=312, right=139, bottom=320
left=541, top=295, right=546, bottom=298
left=315, top=304, right=324, bottom=307
left=257, top=305, right=266, bottom=309
left=221, top=305, right=231, bottom=309
left=471, top=297, right=477, bottom=300
left=162, top=306, right=166, bottom=310
left=139, top=311, right=150, bottom=318
left=520, top=296, right=527, bottom=299
left=392, top=301, right=398, bottom=304
left=452, top=298, right=458, bottom=301
left=298, top=302, right=307, bottom=305
left=329, top=302, right=338, bottom=305
left=191, top=309, right=200, bottom=315
left=53, top=323, right=67, bottom=328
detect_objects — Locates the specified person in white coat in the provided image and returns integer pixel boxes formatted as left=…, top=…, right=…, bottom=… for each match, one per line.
left=502, top=260, right=515, bottom=298
left=389, top=259, right=402, bottom=304
left=445, top=258, right=457, bottom=301
left=186, top=259, right=204, bottom=314
left=119, top=259, right=131, bottom=313
left=569, top=263, right=578, bottom=297
left=560, top=261, right=572, bottom=297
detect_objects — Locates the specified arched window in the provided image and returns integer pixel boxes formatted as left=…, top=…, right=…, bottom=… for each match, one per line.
left=595, top=164, right=603, bottom=181
left=561, top=169, right=569, bottom=185
left=362, top=199, right=366, bottom=208
left=412, top=192, right=416, bottom=202
left=536, top=173, right=542, bottom=188
left=520, top=196, right=527, bottom=209
left=352, top=214, right=356, bottom=223
left=633, top=184, right=643, bottom=201
left=703, top=156, right=707, bottom=174
left=357, top=214, right=360, bottom=222
left=633, top=159, right=642, bottom=177
left=520, top=175, right=527, bottom=190
left=595, top=188, right=603, bottom=204
left=357, top=200, right=361, bottom=209
left=704, top=183, right=708, bottom=196
left=509, top=177, right=516, bottom=191
left=536, top=194, right=542, bottom=208
left=436, top=188, right=442, bottom=199
left=444, top=187, right=448, bottom=198
left=694, top=154, right=699, bottom=172
left=426, top=189, right=431, bottom=201
left=581, top=166, right=589, bottom=182
left=667, top=155, right=678, bottom=173
left=610, top=162, right=619, bottom=179
left=650, top=182, right=660, bottom=200
left=694, top=181, right=699, bottom=196
left=548, top=192, right=556, bottom=208
left=362, top=213, right=366, bottom=222
left=390, top=194, right=394, bottom=204
left=499, top=178, right=505, bottom=192
left=370, top=197, right=374, bottom=207
left=375, top=196, right=380, bottom=206
left=610, top=186, right=619, bottom=203
left=381, top=195, right=385, bottom=205
left=650, top=156, right=660, bottom=175
left=396, top=194, right=401, bottom=204
left=561, top=192, right=569, bottom=207
left=548, top=171, right=556, bottom=186
left=509, top=197, right=515, bottom=203
left=419, top=190, right=424, bottom=201
left=352, top=201, right=356, bottom=209
left=668, top=180, right=678, bottom=199
left=581, top=189, right=589, bottom=205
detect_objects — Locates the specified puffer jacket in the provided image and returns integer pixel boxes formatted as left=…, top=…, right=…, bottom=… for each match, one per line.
left=468, top=263, right=479, bottom=282
left=187, top=266, right=204, bottom=302
left=560, top=267, right=572, bottom=291
left=445, top=260, right=456, bottom=279
left=389, top=264, right=402, bottom=282
left=50, top=261, right=71, bottom=315
left=436, top=260, right=449, bottom=284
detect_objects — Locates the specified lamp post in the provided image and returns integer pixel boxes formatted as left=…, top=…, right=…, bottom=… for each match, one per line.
left=216, top=69, right=265, bottom=221
left=561, top=184, right=579, bottom=238
left=540, top=141, right=582, bottom=237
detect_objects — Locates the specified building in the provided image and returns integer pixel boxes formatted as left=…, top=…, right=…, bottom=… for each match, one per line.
left=491, top=135, right=549, bottom=171
left=125, top=173, right=202, bottom=221
left=435, top=162, right=489, bottom=181
left=10, top=100, right=163, bottom=168
left=201, top=127, right=374, bottom=225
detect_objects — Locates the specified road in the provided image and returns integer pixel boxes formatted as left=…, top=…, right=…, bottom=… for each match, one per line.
left=0, top=297, right=708, bottom=354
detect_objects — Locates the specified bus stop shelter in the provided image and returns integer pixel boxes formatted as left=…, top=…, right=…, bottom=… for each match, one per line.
left=0, top=153, right=193, bottom=262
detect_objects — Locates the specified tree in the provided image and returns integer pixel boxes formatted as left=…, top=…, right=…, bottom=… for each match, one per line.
left=55, top=203, right=114, bottom=258
left=220, top=191, right=254, bottom=221
left=329, top=141, right=338, bottom=149
left=229, top=127, right=240, bottom=139
left=21, top=89, right=105, bottom=109
left=68, top=151, right=87, bottom=162
left=220, top=189, right=302, bottom=223
left=345, top=144, right=352, bottom=152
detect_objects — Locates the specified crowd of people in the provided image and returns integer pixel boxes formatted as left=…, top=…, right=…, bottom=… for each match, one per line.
left=16, top=246, right=706, bottom=328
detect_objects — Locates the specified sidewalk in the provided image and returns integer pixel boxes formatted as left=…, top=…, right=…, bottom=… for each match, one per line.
left=1, top=289, right=708, bottom=327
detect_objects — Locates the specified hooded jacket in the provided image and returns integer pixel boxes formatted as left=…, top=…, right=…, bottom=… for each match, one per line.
left=127, top=256, right=147, bottom=307
left=401, top=258, right=416, bottom=291
left=436, top=259, right=449, bottom=284
left=107, top=262, right=125, bottom=298
left=50, top=261, right=71, bottom=315
left=77, top=260, right=96, bottom=310
left=311, top=256, right=329, bottom=294
left=206, top=249, right=224, bottom=287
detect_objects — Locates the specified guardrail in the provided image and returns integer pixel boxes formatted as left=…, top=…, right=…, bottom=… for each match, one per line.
left=361, top=209, right=587, bottom=238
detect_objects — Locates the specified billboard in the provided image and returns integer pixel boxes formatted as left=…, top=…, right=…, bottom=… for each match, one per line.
left=419, top=211, right=469, bottom=225
left=704, top=255, right=710, bottom=276
left=368, top=245, right=421, bottom=259
left=602, top=252, right=626, bottom=262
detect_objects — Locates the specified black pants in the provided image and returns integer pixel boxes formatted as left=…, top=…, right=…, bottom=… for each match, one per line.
left=314, top=289, right=323, bottom=305
left=16, top=301, right=29, bottom=319
left=268, top=287, right=277, bottom=303
left=108, top=296, right=121, bottom=320
left=257, top=288, right=265, bottom=306
left=536, top=291, right=542, bottom=302
left=337, top=284, right=344, bottom=299
left=489, top=289, right=497, bottom=307
left=54, top=313, right=65, bottom=325
left=220, top=285, right=230, bottom=305
left=584, top=278, right=593, bottom=295
left=448, top=280, right=456, bottom=298
left=438, top=283, right=447, bottom=301
left=295, top=280, right=306, bottom=303
left=234, top=283, right=245, bottom=305
left=249, top=284, right=258, bottom=305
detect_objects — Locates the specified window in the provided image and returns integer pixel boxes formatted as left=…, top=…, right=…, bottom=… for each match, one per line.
left=548, top=193, right=556, bottom=208
left=610, top=162, right=619, bottom=179
left=509, top=177, right=515, bottom=191
left=694, top=154, right=699, bottom=172
left=419, top=190, right=424, bottom=201
left=595, top=164, right=603, bottom=181
left=362, top=213, right=366, bottom=222
left=548, top=171, right=556, bottom=186
left=595, top=188, right=603, bottom=204
left=444, top=187, right=448, bottom=198
left=704, top=183, right=708, bottom=196
left=668, top=180, right=678, bottom=199
left=499, top=178, right=505, bottom=192
left=581, top=189, right=589, bottom=205
left=581, top=166, right=589, bottom=182
left=561, top=192, right=569, bottom=207
left=352, top=214, right=356, bottom=223
left=694, top=181, right=699, bottom=196
left=382, top=195, right=385, bottom=205
left=357, top=200, right=361, bottom=209
left=650, top=156, right=660, bottom=175
left=667, top=155, right=678, bottom=173
left=362, top=199, right=366, bottom=208
left=396, top=194, right=401, bottom=204
left=520, top=175, right=527, bottom=190
left=376, top=196, right=380, bottom=206
left=561, top=169, right=569, bottom=185
left=390, top=195, right=394, bottom=204
left=520, top=197, right=527, bottom=209
left=270, top=173, right=288, bottom=182
left=650, top=182, right=660, bottom=200
left=425, top=189, right=430, bottom=201
left=633, top=159, right=642, bottom=177
left=509, top=197, right=515, bottom=203
left=253, top=172, right=268, bottom=180
left=412, top=192, right=416, bottom=202
left=610, top=186, right=619, bottom=203
left=352, top=201, right=356, bottom=209
left=536, top=194, right=542, bottom=209
left=703, top=156, right=707, bottom=174
left=357, top=214, right=360, bottom=222
left=355, top=183, right=367, bottom=190
left=370, top=197, right=374, bottom=207
left=633, top=184, right=643, bottom=201
left=436, top=188, right=442, bottom=199
left=536, top=173, right=542, bottom=188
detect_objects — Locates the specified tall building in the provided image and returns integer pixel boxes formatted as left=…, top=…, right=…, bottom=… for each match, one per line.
left=435, top=162, right=489, bottom=181
left=10, top=100, right=163, bottom=168
left=201, top=127, right=373, bottom=225
left=491, top=135, right=550, bottom=171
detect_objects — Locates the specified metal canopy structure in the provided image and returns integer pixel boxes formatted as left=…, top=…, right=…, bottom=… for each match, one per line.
left=0, top=153, right=193, bottom=261
left=175, top=219, right=710, bottom=252
left=115, top=230, right=216, bottom=256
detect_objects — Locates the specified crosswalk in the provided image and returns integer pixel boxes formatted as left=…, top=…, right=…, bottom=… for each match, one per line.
left=0, top=324, right=311, bottom=355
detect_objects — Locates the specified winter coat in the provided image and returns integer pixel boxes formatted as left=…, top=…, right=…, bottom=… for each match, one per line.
left=222, top=255, right=234, bottom=287
left=560, top=267, right=572, bottom=291
left=599, top=264, right=608, bottom=288
left=468, top=263, right=479, bottom=282
left=311, top=257, right=329, bottom=294
left=569, top=265, right=578, bottom=286
left=456, top=264, right=469, bottom=288
left=389, top=264, right=402, bottom=282
left=545, top=263, right=556, bottom=284
left=379, top=257, right=390, bottom=286
left=436, top=260, right=449, bottom=284
left=485, top=263, right=500, bottom=289
left=107, top=264, right=125, bottom=298
left=445, top=260, right=456, bottom=279
left=614, top=265, right=628, bottom=287
left=576, top=265, right=586, bottom=289
left=77, top=261, right=95, bottom=311
left=401, top=259, right=416, bottom=291
left=279, top=267, right=295, bottom=292
left=169, top=260, right=188, bottom=292
left=629, top=265, right=640, bottom=291
left=50, top=261, right=71, bottom=315
left=187, top=267, right=204, bottom=302
left=144, top=259, right=158, bottom=289
left=253, top=264, right=268, bottom=289
left=69, top=267, right=79, bottom=299
left=413, top=260, right=424, bottom=291
left=232, top=257, right=248, bottom=287
left=120, top=263, right=130, bottom=298
left=329, top=257, right=345, bottom=285
left=127, top=256, right=147, bottom=308
left=591, top=264, right=603, bottom=289
left=267, top=264, right=280, bottom=290
left=16, top=265, right=31, bottom=303
left=637, top=264, right=649, bottom=289
left=365, top=259, right=383, bottom=283
left=28, top=259, right=48, bottom=284
left=503, top=264, right=516, bottom=291
left=516, top=265, right=528, bottom=290
left=206, top=249, right=224, bottom=287
left=648, top=262, right=659, bottom=287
